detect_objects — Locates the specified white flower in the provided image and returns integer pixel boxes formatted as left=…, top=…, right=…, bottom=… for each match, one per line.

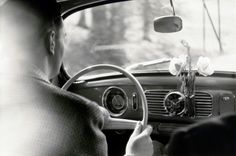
left=197, top=56, right=214, bottom=76
left=169, top=55, right=187, bottom=76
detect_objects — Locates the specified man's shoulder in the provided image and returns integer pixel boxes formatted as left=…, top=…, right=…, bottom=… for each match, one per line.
left=166, top=114, right=236, bottom=156
left=171, top=114, right=236, bottom=139
left=37, top=80, right=89, bottom=102
left=36, top=80, right=103, bottom=120
left=184, top=114, right=236, bottom=132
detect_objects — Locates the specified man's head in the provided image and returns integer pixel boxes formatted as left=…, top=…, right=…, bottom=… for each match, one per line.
left=1, top=0, right=66, bottom=79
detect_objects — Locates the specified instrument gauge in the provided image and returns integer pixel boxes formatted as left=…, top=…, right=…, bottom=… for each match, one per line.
left=164, top=91, right=186, bottom=116
left=102, top=87, right=128, bottom=117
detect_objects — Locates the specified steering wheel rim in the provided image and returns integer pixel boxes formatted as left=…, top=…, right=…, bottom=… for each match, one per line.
left=62, top=64, right=148, bottom=129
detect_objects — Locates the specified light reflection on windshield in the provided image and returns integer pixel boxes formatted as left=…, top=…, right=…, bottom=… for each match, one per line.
left=63, top=0, right=236, bottom=76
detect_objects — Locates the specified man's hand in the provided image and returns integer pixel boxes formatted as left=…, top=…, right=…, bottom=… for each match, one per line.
left=125, top=121, right=154, bottom=156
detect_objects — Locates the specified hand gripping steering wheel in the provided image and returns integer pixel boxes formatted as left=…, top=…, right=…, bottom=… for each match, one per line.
left=62, top=64, right=148, bottom=130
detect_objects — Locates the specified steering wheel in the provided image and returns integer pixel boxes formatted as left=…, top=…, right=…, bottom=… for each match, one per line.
left=62, top=64, right=148, bottom=130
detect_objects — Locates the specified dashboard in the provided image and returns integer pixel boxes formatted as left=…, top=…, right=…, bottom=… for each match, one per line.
left=62, top=70, right=236, bottom=135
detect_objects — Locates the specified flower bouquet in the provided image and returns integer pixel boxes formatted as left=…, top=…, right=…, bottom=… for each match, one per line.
left=168, top=42, right=214, bottom=117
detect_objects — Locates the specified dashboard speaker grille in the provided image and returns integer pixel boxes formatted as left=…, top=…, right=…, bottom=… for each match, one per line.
left=145, top=90, right=212, bottom=117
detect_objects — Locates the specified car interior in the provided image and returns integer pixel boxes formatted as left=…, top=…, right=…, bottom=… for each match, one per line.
left=52, top=0, right=236, bottom=155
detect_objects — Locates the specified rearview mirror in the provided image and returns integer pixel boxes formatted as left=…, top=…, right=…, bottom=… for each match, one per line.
left=154, top=16, right=182, bottom=33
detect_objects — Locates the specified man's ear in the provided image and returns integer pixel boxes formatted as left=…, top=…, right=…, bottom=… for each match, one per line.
left=47, top=30, right=56, bottom=55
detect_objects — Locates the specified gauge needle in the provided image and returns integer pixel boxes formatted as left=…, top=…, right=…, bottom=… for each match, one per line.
left=112, top=95, right=124, bottom=108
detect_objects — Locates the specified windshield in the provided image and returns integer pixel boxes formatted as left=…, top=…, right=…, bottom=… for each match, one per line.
left=63, top=0, right=236, bottom=76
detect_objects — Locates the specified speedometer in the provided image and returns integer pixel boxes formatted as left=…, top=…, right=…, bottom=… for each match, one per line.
left=102, top=87, right=128, bottom=117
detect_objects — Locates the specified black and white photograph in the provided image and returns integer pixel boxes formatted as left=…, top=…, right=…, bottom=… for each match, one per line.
left=0, top=0, right=236, bottom=155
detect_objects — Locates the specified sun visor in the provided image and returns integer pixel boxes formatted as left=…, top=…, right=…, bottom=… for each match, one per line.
left=58, top=0, right=129, bottom=18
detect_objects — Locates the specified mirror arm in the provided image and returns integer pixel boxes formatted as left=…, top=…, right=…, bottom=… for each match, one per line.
left=170, top=0, right=176, bottom=16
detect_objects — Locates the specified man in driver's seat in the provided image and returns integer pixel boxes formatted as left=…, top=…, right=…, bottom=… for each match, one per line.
left=0, top=0, right=153, bottom=156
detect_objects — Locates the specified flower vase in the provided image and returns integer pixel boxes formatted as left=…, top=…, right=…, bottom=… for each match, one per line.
left=180, top=71, right=196, bottom=117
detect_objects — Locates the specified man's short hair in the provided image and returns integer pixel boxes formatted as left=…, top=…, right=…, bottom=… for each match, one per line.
left=3, top=0, right=62, bottom=28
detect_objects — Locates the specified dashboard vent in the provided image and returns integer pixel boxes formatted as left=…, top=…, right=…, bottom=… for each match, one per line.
left=145, top=90, right=169, bottom=116
left=145, top=90, right=212, bottom=117
left=195, top=91, right=213, bottom=117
